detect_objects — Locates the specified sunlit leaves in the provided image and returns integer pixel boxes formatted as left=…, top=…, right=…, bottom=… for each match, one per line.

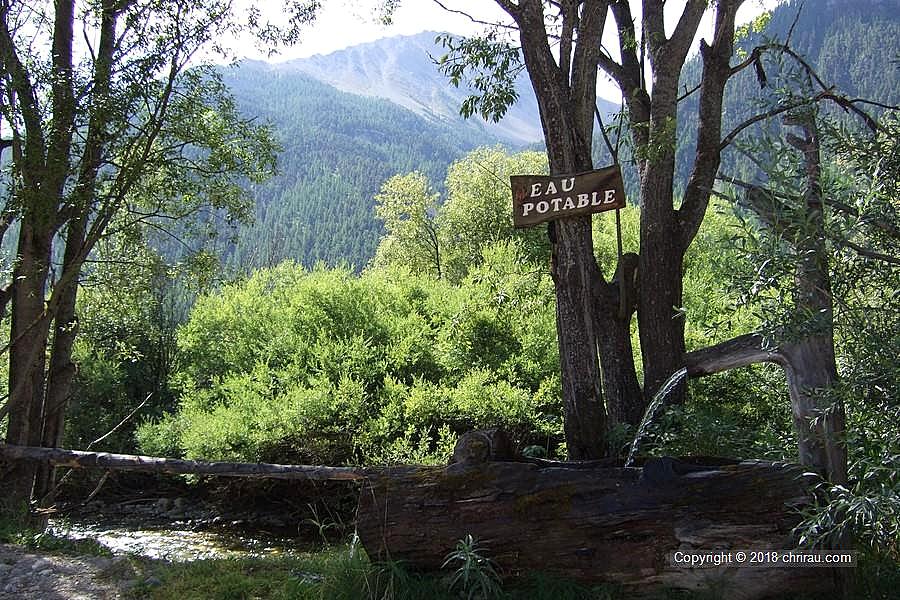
left=435, top=33, right=523, bottom=124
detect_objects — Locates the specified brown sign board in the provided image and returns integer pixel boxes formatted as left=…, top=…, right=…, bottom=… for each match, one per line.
left=510, top=165, right=625, bottom=228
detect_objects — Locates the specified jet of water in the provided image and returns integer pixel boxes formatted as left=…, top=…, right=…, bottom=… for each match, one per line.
left=624, top=367, right=688, bottom=468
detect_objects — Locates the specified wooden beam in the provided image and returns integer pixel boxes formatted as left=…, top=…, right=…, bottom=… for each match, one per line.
left=0, top=444, right=368, bottom=481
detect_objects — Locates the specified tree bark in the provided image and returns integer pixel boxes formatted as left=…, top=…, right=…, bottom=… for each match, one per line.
left=33, top=2, right=119, bottom=505
left=34, top=217, right=85, bottom=505
left=357, top=457, right=831, bottom=598
left=3, top=222, right=54, bottom=513
left=0, top=444, right=368, bottom=481
left=1, top=441, right=835, bottom=599
left=596, top=256, right=643, bottom=427
left=0, top=0, right=76, bottom=518
left=513, top=2, right=608, bottom=458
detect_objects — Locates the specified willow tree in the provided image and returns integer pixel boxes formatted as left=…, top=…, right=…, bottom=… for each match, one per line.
left=0, top=0, right=316, bottom=518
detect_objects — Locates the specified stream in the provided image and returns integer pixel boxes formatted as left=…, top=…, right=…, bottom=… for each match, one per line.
left=47, top=519, right=305, bottom=561
left=45, top=493, right=323, bottom=562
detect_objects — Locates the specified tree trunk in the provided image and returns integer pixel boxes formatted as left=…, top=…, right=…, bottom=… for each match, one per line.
left=513, top=3, right=608, bottom=458
left=596, top=256, right=643, bottom=427
left=357, top=457, right=832, bottom=598
left=783, top=117, right=846, bottom=485
left=2, top=220, right=54, bottom=515
left=34, top=217, right=86, bottom=505
left=780, top=339, right=845, bottom=484
left=0, top=441, right=836, bottom=599
left=549, top=218, right=607, bottom=458
left=636, top=75, right=687, bottom=406
left=0, top=444, right=368, bottom=481
left=637, top=203, right=686, bottom=404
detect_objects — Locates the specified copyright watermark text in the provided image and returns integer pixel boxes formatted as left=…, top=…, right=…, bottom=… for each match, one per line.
left=669, top=550, right=857, bottom=568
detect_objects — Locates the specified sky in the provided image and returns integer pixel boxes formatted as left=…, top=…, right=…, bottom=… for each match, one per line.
left=245, top=0, right=782, bottom=62
left=239, top=0, right=781, bottom=102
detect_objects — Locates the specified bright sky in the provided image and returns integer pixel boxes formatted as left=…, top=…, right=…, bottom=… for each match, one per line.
left=248, top=0, right=782, bottom=62
left=238, top=0, right=781, bottom=103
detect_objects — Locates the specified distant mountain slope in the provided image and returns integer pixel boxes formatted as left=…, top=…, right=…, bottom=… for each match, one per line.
left=278, top=32, right=546, bottom=145
left=277, top=31, right=619, bottom=145
left=219, top=62, right=507, bottom=271
left=676, top=0, right=900, bottom=187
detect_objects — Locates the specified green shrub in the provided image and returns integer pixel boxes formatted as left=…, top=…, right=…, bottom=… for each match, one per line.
left=138, top=256, right=561, bottom=466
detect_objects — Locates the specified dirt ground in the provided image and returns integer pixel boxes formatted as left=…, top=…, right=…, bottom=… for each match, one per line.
left=0, top=543, right=143, bottom=600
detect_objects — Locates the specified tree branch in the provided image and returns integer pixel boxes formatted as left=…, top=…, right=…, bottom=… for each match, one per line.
left=684, top=333, right=783, bottom=377
left=833, top=238, right=900, bottom=266
left=678, top=0, right=743, bottom=254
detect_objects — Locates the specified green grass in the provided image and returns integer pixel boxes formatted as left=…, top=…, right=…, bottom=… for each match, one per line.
left=124, top=544, right=621, bottom=600
left=0, top=514, right=111, bottom=557
left=123, top=544, right=900, bottom=600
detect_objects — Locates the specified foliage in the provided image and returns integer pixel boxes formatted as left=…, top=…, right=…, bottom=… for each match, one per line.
left=137, top=251, right=561, bottom=465
left=372, top=146, right=549, bottom=283
left=442, top=534, right=503, bottom=600
left=438, top=147, right=549, bottom=281
left=436, top=32, right=523, bottom=124
left=373, top=172, right=443, bottom=279
left=787, top=115, right=900, bottom=559
left=63, top=251, right=189, bottom=453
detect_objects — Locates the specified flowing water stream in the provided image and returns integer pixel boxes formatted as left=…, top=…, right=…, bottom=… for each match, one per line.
left=47, top=518, right=304, bottom=561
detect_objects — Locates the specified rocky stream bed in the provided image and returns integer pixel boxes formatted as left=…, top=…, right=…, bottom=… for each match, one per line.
left=1, top=478, right=347, bottom=599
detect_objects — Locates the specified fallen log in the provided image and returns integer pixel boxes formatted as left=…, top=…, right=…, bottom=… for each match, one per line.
left=356, top=456, right=833, bottom=599
left=2, top=442, right=835, bottom=598
left=0, top=444, right=367, bottom=481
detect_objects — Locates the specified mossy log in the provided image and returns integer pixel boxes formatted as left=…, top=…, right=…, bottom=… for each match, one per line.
left=2, top=441, right=835, bottom=598
left=356, top=456, right=833, bottom=599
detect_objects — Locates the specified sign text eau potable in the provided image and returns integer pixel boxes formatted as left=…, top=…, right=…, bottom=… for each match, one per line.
left=510, top=165, right=625, bottom=228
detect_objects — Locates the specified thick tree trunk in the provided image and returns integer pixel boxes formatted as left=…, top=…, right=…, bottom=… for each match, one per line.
left=549, top=218, right=607, bottom=458
left=34, top=217, right=85, bottom=504
left=513, top=3, right=608, bottom=458
left=357, top=457, right=832, bottom=598
left=596, top=259, right=643, bottom=427
left=637, top=74, right=687, bottom=406
left=784, top=118, right=846, bottom=485
left=780, top=339, right=846, bottom=484
left=637, top=203, right=686, bottom=404
left=2, top=221, right=54, bottom=515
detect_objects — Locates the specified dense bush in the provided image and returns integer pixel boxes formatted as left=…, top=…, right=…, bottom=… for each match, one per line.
left=137, top=242, right=562, bottom=465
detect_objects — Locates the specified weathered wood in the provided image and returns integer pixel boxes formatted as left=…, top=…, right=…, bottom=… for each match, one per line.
left=2, top=442, right=835, bottom=598
left=0, top=444, right=368, bottom=481
left=356, top=457, right=833, bottom=599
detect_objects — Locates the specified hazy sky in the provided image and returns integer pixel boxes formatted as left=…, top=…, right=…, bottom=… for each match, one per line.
left=248, top=0, right=780, bottom=62
left=238, top=0, right=780, bottom=103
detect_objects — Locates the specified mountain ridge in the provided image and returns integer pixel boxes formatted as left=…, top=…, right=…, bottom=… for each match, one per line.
left=260, top=31, right=547, bottom=145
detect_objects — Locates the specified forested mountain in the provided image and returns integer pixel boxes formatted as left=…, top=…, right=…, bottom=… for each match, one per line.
left=676, top=0, right=900, bottom=187
left=284, top=32, right=550, bottom=145
left=215, top=0, right=899, bottom=273
left=218, top=63, right=508, bottom=271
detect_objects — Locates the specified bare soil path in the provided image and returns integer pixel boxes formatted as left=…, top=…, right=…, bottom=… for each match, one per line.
left=0, top=543, right=147, bottom=600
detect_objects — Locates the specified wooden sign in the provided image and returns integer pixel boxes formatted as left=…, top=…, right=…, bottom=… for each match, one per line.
left=510, top=165, right=625, bottom=228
